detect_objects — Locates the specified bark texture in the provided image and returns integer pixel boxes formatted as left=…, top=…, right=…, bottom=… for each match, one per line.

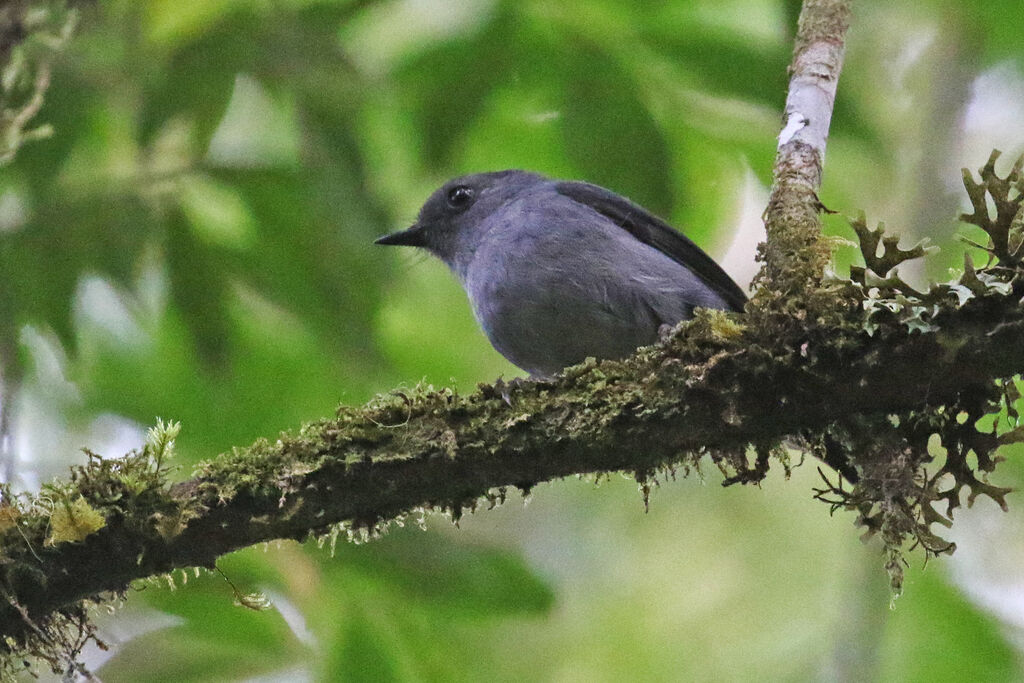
left=4, top=0, right=1024, bottom=677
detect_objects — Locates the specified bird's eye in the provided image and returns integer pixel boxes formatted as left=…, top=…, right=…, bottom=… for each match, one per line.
left=446, top=185, right=475, bottom=210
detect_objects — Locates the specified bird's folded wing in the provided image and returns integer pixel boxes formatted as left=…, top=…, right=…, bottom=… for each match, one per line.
left=553, top=180, right=748, bottom=312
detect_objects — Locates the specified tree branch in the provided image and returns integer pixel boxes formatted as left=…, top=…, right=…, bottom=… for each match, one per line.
left=2, top=264, right=1023, bottom=657
left=756, top=0, right=850, bottom=301
left=4, top=0, right=1024, bottom=676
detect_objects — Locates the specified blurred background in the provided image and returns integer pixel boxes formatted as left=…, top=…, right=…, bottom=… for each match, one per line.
left=2, top=0, right=1024, bottom=679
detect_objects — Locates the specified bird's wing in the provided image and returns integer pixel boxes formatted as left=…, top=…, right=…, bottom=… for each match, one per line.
left=553, top=181, right=748, bottom=311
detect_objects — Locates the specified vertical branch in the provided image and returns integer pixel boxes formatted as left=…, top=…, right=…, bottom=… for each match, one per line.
left=754, top=0, right=851, bottom=304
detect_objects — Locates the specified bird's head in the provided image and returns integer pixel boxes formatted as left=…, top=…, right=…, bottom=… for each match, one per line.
left=375, top=170, right=544, bottom=269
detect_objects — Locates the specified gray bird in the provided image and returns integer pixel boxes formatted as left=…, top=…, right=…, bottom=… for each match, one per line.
left=375, top=170, right=746, bottom=377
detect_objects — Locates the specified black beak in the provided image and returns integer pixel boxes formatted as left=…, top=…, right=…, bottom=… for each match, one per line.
left=374, top=223, right=427, bottom=247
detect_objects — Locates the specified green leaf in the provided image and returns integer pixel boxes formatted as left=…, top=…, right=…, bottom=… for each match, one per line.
left=0, top=190, right=151, bottom=351
left=321, top=603, right=404, bottom=683
left=561, top=46, right=674, bottom=217
left=99, top=631, right=301, bottom=683
left=879, top=569, right=1021, bottom=681
left=178, top=174, right=257, bottom=249
left=395, top=8, right=518, bottom=169
left=644, top=29, right=788, bottom=109
left=301, top=530, right=554, bottom=680
left=336, top=528, right=555, bottom=618
left=99, top=568, right=304, bottom=682
left=144, top=0, right=248, bottom=49
left=138, top=26, right=241, bottom=152
left=204, top=162, right=388, bottom=357
left=968, top=0, right=1024, bottom=64
left=459, top=81, right=577, bottom=178
left=164, top=205, right=234, bottom=364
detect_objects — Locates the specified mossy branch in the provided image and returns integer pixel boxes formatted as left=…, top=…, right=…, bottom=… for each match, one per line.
left=3, top=182, right=1024, bottom=665
left=755, top=0, right=850, bottom=305
left=4, top=0, right=1024, bottom=676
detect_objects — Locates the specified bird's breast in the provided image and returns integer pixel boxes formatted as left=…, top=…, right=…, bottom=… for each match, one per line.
left=463, top=239, right=662, bottom=377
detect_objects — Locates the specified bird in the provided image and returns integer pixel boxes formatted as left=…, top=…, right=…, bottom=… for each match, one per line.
left=375, top=170, right=746, bottom=378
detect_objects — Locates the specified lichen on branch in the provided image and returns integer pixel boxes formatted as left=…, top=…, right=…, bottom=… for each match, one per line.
left=2, top=153, right=1023, bottom=674
left=814, top=151, right=1023, bottom=592
left=3, top=0, right=1024, bottom=676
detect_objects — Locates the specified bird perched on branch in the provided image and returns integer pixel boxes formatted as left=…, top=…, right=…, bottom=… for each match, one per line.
left=376, top=170, right=746, bottom=377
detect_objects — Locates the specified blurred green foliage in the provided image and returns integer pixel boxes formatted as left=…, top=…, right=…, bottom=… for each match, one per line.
left=100, top=531, right=553, bottom=681
left=1, top=0, right=1024, bottom=679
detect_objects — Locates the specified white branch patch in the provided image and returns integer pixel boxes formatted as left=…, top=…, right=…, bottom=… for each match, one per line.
left=778, top=112, right=809, bottom=146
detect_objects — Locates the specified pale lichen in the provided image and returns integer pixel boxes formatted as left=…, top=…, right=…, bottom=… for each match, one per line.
left=1, top=153, right=1023, bottom=673
left=45, top=496, right=105, bottom=546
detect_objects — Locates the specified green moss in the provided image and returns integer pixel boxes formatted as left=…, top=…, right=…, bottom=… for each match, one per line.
left=3, top=152, right=1023, bottom=675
